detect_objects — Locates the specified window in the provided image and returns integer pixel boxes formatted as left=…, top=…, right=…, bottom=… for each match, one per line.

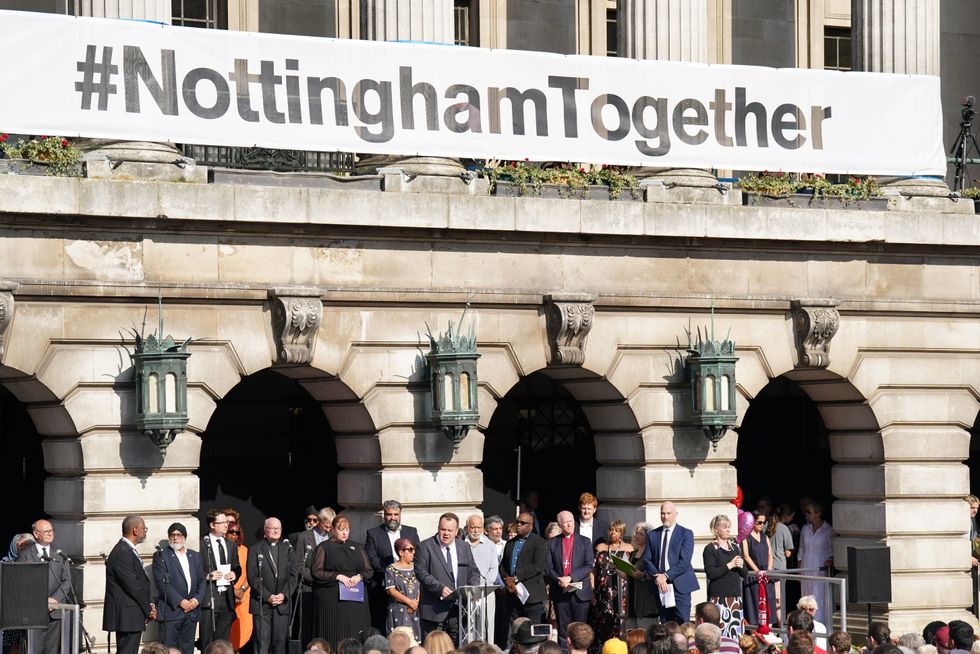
left=824, top=27, right=851, bottom=71
left=454, top=0, right=478, bottom=46
left=172, top=0, right=226, bottom=29
left=605, top=0, right=617, bottom=56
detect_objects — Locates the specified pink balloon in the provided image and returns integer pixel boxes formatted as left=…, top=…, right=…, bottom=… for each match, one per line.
left=737, top=509, right=754, bottom=543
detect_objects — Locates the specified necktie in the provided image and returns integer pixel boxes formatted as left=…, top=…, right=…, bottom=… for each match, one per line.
left=445, top=546, right=454, bottom=586
left=218, top=538, right=228, bottom=565
left=42, top=547, right=49, bottom=560
left=660, top=528, right=669, bottom=571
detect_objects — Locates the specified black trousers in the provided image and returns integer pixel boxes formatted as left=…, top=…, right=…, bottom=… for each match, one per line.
left=116, top=631, right=143, bottom=654
left=27, top=619, right=65, bottom=654
left=507, top=597, right=545, bottom=624
left=200, top=595, right=236, bottom=646
left=422, top=614, right=460, bottom=647
left=554, top=598, right=589, bottom=654
left=161, top=616, right=197, bottom=654
left=253, top=609, right=290, bottom=654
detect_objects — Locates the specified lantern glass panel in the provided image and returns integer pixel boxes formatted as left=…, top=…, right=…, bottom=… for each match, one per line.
left=693, top=374, right=701, bottom=411
left=704, top=375, right=716, bottom=411
left=444, top=374, right=456, bottom=411
left=148, top=374, right=159, bottom=413
left=165, top=373, right=177, bottom=413
left=460, top=372, right=471, bottom=410
left=720, top=375, right=730, bottom=411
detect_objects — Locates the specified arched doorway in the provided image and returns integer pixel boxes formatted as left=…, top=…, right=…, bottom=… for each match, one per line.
left=198, top=369, right=340, bottom=540
left=0, top=383, right=46, bottom=535
left=969, top=412, right=980, bottom=495
left=735, top=375, right=834, bottom=522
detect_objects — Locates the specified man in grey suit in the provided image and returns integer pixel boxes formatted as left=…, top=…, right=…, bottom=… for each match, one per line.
left=17, top=519, right=73, bottom=654
left=415, top=513, right=480, bottom=645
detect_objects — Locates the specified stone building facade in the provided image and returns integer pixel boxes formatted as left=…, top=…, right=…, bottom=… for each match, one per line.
left=0, top=0, right=978, bottom=645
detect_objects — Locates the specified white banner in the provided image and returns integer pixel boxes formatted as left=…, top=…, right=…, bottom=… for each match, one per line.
left=0, top=10, right=946, bottom=175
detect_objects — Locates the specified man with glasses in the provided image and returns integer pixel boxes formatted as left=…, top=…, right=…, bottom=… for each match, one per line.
left=500, top=511, right=549, bottom=625
left=104, top=515, right=156, bottom=654
left=201, top=509, right=241, bottom=648
left=152, top=523, right=205, bottom=654
left=294, top=506, right=336, bottom=642
left=366, top=501, right=420, bottom=631
left=248, top=518, right=298, bottom=654
left=17, top=519, right=72, bottom=654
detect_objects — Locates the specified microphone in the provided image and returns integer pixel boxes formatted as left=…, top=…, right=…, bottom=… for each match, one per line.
left=258, top=554, right=264, bottom=561
left=154, top=545, right=164, bottom=557
left=99, top=552, right=108, bottom=562
left=283, top=538, right=292, bottom=551
left=56, top=549, right=67, bottom=560
left=305, top=544, right=312, bottom=552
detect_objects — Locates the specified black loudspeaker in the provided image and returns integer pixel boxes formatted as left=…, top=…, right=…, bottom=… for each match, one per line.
left=0, top=562, right=50, bottom=629
left=847, top=546, right=892, bottom=604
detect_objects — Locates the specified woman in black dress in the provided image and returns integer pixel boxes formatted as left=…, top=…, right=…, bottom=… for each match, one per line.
left=741, top=510, right=775, bottom=628
left=311, top=515, right=374, bottom=647
left=702, top=514, right=746, bottom=638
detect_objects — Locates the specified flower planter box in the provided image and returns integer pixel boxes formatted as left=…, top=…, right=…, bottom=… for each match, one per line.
left=491, top=180, right=642, bottom=201
left=0, top=157, right=83, bottom=177
left=742, top=192, right=889, bottom=211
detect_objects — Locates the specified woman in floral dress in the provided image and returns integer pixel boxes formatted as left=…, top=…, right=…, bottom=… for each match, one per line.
left=384, top=537, right=421, bottom=641
left=590, top=520, right=633, bottom=647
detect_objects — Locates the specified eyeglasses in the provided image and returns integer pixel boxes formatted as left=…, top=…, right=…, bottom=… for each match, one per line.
left=169, top=532, right=184, bottom=538
left=228, top=530, right=241, bottom=535
left=400, top=547, right=415, bottom=552
left=755, top=520, right=766, bottom=525
left=305, top=517, right=319, bottom=524
left=516, top=520, right=532, bottom=526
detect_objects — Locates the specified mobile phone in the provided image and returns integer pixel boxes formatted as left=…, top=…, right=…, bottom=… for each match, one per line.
left=531, top=624, right=551, bottom=637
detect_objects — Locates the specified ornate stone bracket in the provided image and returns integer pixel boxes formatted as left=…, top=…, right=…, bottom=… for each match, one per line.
left=0, top=282, right=16, bottom=360
left=791, top=299, right=840, bottom=368
left=269, top=287, right=323, bottom=365
left=544, top=293, right=595, bottom=366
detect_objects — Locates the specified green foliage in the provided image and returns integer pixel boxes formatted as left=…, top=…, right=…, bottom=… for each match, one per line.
left=1, top=134, right=82, bottom=177
left=737, top=171, right=882, bottom=203
left=960, top=187, right=980, bottom=199
left=485, top=160, right=641, bottom=200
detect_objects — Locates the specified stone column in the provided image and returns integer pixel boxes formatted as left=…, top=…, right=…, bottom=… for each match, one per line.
left=357, top=0, right=469, bottom=185
left=617, top=0, right=724, bottom=202
left=71, top=1, right=206, bottom=183
left=852, top=0, right=952, bottom=204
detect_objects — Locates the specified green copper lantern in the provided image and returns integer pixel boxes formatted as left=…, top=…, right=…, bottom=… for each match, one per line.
left=684, top=315, right=737, bottom=450
left=426, top=309, right=480, bottom=451
left=131, top=303, right=191, bottom=454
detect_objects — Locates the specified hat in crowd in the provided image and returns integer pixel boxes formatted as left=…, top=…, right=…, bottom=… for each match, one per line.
left=305, top=505, right=318, bottom=516
left=167, top=522, right=187, bottom=538
left=601, top=638, right=628, bottom=654
left=511, top=622, right=548, bottom=646
left=933, top=626, right=951, bottom=650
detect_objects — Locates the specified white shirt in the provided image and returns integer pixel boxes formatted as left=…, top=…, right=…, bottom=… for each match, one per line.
left=799, top=522, right=834, bottom=570
left=172, top=546, right=192, bottom=589
left=35, top=543, right=52, bottom=559
left=386, top=527, right=402, bottom=556
left=314, top=529, right=329, bottom=546
left=468, top=535, right=501, bottom=585
left=206, top=534, right=229, bottom=591
left=579, top=521, right=593, bottom=543
left=659, top=525, right=675, bottom=572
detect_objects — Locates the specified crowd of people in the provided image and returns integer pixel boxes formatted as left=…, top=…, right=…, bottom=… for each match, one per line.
left=3, top=491, right=978, bottom=654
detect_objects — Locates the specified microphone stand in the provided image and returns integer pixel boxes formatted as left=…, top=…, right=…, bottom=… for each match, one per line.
left=289, top=544, right=311, bottom=641
left=203, top=536, right=217, bottom=641
left=100, top=552, right=112, bottom=654
left=58, top=550, right=95, bottom=654
left=154, top=547, right=170, bottom=645
left=257, top=554, right=265, bottom=654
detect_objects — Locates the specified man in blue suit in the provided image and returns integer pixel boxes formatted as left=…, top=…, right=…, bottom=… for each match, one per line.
left=152, top=522, right=205, bottom=654
left=641, top=501, right=699, bottom=624
left=547, top=511, right=594, bottom=654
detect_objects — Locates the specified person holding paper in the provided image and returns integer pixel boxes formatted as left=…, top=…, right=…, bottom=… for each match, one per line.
left=311, top=515, right=373, bottom=648
left=591, top=520, right=633, bottom=646
left=248, top=518, right=298, bottom=654
left=640, top=502, right=699, bottom=624
left=201, top=510, right=241, bottom=648
left=547, top=511, right=594, bottom=654
left=500, top=511, right=549, bottom=625
left=415, top=513, right=479, bottom=644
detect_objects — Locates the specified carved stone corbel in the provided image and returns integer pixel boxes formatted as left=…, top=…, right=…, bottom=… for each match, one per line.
left=269, top=287, right=323, bottom=365
left=544, top=293, right=595, bottom=366
left=0, top=282, right=16, bottom=360
left=791, top=299, right=840, bottom=368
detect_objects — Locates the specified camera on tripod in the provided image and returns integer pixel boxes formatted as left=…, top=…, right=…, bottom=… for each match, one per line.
left=952, top=94, right=980, bottom=191
left=962, top=96, right=975, bottom=123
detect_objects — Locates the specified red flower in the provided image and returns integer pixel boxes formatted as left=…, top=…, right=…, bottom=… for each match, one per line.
left=0, top=133, right=7, bottom=143
left=40, top=135, right=48, bottom=140
left=524, top=157, right=529, bottom=162
left=61, top=139, right=69, bottom=147
left=579, top=167, right=585, bottom=173
left=601, top=164, right=608, bottom=169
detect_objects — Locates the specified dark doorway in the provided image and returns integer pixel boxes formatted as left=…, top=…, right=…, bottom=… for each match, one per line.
left=735, top=376, right=834, bottom=524
left=969, top=413, right=980, bottom=495
left=481, top=372, right=598, bottom=528
left=198, top=369, right=339, bottom=542
left=0, top=384, right=46, bottom=539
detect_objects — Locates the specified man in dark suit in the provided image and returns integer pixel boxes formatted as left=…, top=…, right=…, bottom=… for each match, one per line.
left=103, top=515, right=156, bottom=654
left=575, top=492, right=609, bottom=548
left=547, top=511, right=594, bottom=654
left=152, top=522, right=205, bottom=654
left=415, top=512, right=479, bottom=644
left=17, top=519, right=72, bottom=654
left=500, top=511, right=549, bottom=624
left=365, top=500, right=421, bottom=631
left=293, top=506, right=335, bottom=643
left=248, top=517, right=299, bottom=654
left=641, top=501, right=699, bottom=624
left=200, top=509, right=241, bottom=648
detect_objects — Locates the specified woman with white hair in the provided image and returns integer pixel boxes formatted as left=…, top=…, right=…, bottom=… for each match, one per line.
left=797, top=595, right=827, bottom=651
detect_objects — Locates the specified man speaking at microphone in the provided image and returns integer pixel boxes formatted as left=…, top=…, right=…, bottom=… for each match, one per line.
left=248, top=518, right=298, bottom=654
left=17, top=519, right=72, bottom=654
left=152, top=523, right=205, bottom=654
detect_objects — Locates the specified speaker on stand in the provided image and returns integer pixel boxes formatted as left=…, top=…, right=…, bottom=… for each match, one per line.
left=846, top=546, right=892, bottom=628
left=0, top=562, right=50, bottom=629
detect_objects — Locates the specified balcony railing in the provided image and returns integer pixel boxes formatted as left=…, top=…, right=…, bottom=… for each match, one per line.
left=179, top=144, right=355, bottom=174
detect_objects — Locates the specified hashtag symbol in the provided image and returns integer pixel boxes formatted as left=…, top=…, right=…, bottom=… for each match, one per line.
left=75, top=45, right=118, bottom=111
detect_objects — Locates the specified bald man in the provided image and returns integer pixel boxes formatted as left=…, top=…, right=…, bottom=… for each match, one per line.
left=17, top=519, right=73, bottom=654
left=641, top=501, right=699, bottom=623
left=247, top=518, right=298, bottom=654
left=547, top=511, right=594, bottom=654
